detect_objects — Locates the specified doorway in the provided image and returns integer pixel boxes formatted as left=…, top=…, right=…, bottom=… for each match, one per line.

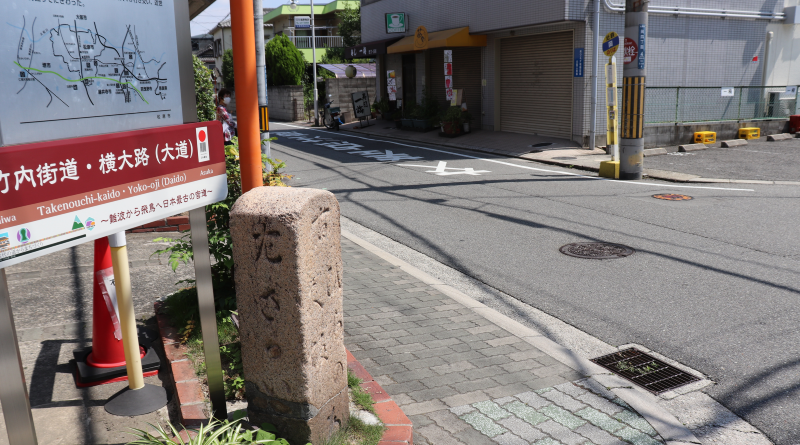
left=402, top=54, right=416, bottom=110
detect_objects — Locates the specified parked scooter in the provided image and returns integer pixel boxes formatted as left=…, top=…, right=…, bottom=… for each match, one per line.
left=321, top=94, right=343, bottom=130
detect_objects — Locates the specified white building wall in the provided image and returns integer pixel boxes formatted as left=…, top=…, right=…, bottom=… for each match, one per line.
left=765, top=0, right=800, bottom=87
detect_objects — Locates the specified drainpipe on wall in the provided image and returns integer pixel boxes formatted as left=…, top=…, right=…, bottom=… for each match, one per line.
left=590, top=0, right=601, bottom=150
left=762, top=31, right=774, bottom=87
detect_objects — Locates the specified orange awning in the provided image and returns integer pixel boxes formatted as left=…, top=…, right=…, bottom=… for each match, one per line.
left=387, top=27, right=487, bottom=54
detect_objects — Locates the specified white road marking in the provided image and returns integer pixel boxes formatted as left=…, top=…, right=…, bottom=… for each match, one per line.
left=398, top=161, right=491, bottom=176
left=272, top=124, right=755, bottom=192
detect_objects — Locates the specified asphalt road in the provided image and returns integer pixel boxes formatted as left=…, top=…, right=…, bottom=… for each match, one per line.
left=645, top=137, right=800, bottom=181
left=268, top=123, right=800, bottom=445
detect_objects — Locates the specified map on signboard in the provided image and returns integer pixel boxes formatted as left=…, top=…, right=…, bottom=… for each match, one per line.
left=0, top=0, right=183, bottom=146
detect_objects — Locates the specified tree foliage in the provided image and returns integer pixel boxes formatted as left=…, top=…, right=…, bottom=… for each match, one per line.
left=192, top=55, right=216, bottom=122
left=222, top=49, right=235, bottom=88
left=323, top=3, right=362, bottom=63
left=265, top=35, right=306, bottom=86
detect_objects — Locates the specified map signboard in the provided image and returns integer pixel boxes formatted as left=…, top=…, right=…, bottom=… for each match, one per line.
left=0, top=122, right=227, bottom=269
left=0, top=0, right=184, bottom=147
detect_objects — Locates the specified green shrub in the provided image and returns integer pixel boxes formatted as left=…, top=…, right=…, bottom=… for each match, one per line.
left=266, top=35, right=305, bottom=86
left=222, top=49, right=235, bottom=89
left=125, top=418, right=305, bottom=445
left=193, top=56, right=216, bottom=122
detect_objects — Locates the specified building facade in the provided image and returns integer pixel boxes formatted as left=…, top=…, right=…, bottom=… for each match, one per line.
left=210, top=9, right=275, bottom=80
left=360, top=0, right=797, bottom=147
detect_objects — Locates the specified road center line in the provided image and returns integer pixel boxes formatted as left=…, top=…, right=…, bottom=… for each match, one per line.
left=273, top=123, right=755, bottom=192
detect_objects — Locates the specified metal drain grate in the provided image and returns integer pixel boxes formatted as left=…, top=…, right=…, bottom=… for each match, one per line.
left=560, top=242, right=634, bottom=259
left=591, top=348, right=700, bottom=394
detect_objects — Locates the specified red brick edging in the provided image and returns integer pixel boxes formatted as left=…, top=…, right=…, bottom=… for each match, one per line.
left=347, top=350, right=414, bottom=445
left=155, top=302, right=413, bottom=443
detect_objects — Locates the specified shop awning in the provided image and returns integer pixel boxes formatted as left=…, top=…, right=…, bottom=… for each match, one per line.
left=344, top=37, right=403, bottom=59
left=387, top=26, right=487, bottom=54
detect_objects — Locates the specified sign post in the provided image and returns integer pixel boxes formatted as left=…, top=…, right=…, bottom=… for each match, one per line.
left=619, top=0, right=649, bottom=180
left=599, top=32, right=621, bottom=179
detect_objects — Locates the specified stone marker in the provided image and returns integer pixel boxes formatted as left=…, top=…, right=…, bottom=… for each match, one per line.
left=720, top=139, right=747, bottom=148
left=231, top=187, right=347, bottom=445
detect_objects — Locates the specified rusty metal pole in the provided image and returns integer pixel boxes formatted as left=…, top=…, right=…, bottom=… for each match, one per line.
left=231, top=0, right=262, bottom=192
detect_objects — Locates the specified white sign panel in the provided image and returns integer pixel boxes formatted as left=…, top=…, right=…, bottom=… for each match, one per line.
left=295, top=16, right=311, bottom=29
left=721, top=87, right=735, bottom=97
left=351, top=91, right=371, bottom=119
left=444, top=50, right=452, bottom=63
left=0, top=0, right=184, bottom=146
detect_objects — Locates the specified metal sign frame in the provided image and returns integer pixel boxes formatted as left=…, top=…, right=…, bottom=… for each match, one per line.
left=0, top=0, right=226, bottom=441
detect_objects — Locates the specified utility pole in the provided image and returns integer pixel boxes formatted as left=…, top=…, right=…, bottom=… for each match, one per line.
left=619, top=0, right=648, bottom=180
left=311, top=0, right=319, bottom=127
left=231, top=0, right=262, bottom=192
left=590, top=0, right=600, bottom=151
left=253, top=0, right=270, bottom=157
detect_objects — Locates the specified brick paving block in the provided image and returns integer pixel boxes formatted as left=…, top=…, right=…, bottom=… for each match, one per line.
left=433, top=303, right=463, bottom=311
left=494, top=396, right=516, bottom=405
left=501, top=400, right=549, bottom=425
left=416, top=424, right=466, bottom=445
left=471, top=355, right=514, bottom=368
left=501, top=359, right=544, bottom=373
left=479, top=344, right=520, bottom=357
left=537, top=420, right=586, bottom=445
left=560, top=370, right=589, bottom=382
left=576, top=391, right=624, bottom=416
left=438, top=350, right=485, bottom=364
left=408, top=414, right=435, bottom=428
left=459, top=411, right=507, bottom=438
left=431, top=360, right=476, bottom=375
left=443, top=390, right=491, bottom=408
left=361, top=381, right=392, bottom=403
left=427, top=409, right=471, bottom=434
left=493, top=370, right=538, bottom=386
left=508, top=350, right=547, bottom=361
left=449, top=404, right=476, bottom=416
left=451, top=377, right=498, bottom=394
left=484, top=383, right=534, bottom=399
left=498, top=416, right=548, bottom=442
left=615, top=426, right=661, bottom=445
left=171, top=360, right=198, bottom=383
left=373, top=353, right=413, bottom=367
left=575, top=407, right=626, bottom=433
left=466, top=365, right=507, bottom=380
left=515, top=391, right=551, bottom=408
left=397, top=333, right=438, bottom=344
left=399, top=399, right=449, bottom=416
left=468, top=324, right=503, bottom=335
left=391, top=368, right=438, bottom=384
left=555, top=381, right=587, bottom=398
left=382, top=425, right=413, bottom=442
left=448, top=314, right=481, bottom=323
left=487, top=336, right=523, bottom=347
left=454, top=427, right=503, bottom=445
left=347, top=356, right=374, bottom=382
left=532, top=439, right=560, bottom=445
left=574, top=423, right=625, bottom=445
left=372, top=329, right=410, bottom=340
left=392, top=394, right=415, bottom=406
left=180, top=403, right=207, bottom=427
left=532, top=363, right=573, bottom=378
left=371, top=363, right=409, bottom=375
left=360, top=338, right=401, bottom=349
left=442, top=321, right=480, bottom=331
left=403, top=356, right=447, bottom=370
left=540, top=388, right=587, bottom=412
left=539, top=405, right=587, bottom=429
left=423, top=372, right=468, bottom=389
left=494, top=432, right=528, bottom=445
left=614, top=410, right=658, bottom=436
left=383, top=381, right=428, bottom=395
left=175, top=381, right=204, bottom=405
left=407, top=385, right=459, bottom=403
left=472, top=400, right=512, bottom=420
left=425, top=337, right=462, bottom=349
left=375, top=400, right=412, bottom=426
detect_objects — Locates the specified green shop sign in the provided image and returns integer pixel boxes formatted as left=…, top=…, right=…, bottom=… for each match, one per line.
left=385, top=12, right=406, bottom=33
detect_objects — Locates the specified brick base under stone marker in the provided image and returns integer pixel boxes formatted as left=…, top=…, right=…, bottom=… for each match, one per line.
left=156, top=302, right=413, bottom=443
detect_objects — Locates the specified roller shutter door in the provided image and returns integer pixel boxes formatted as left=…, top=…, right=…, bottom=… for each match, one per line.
left=500, top=31, right=573, bottom=138
left=427, top=47, right=482, bottom=129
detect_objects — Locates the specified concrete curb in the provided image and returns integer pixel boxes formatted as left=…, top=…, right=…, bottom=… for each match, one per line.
left=643, top=148, right=668, bottom=156
left=720, top=139, right=747, bottom=148
left=347, top=350, right=414, bottom=444
left=767, top=133, right=792, bottom=141
left=154, top=301, right=209, bottom=428
left=677, top=144, right=706, bottom=152
left=341, top=229, right=701, bottom=445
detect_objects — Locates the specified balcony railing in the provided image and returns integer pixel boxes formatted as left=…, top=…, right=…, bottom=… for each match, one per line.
left=289, top=36, right=344, bottom=49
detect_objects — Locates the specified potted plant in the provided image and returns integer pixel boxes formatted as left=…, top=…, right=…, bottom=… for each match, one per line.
left=375, top=96, right=391, bottom=120
left=411, top=104, right=428, bottom=131
left=401, top=104, right=416, bottom=130
left=461, top=110, right=473, bottom=133
left=439, top=106, right=464, bottom=137
left=393, top=110, right=403, bottom=129
left=413, top=90, right=441, bottom=132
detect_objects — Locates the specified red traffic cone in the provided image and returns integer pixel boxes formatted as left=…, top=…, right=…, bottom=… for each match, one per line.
left=72, top=238, right=159, bottom=387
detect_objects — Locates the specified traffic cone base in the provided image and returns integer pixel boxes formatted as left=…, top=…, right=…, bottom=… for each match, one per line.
left=72, top=339, right=160, bottom=387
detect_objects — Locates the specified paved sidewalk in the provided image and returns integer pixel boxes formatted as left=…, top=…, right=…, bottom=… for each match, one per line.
left=341, top=232, right=696, bottom=445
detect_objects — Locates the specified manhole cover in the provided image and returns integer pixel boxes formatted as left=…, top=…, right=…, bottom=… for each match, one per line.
left=530, top=142, right=554, bottom=148
left=591, top=348, right=700, bottom=394
left=552, top=157, right=577, bottom=160
left=653, top=194, right=693, bottom=201
left=559, top=242, right=634, bottom=259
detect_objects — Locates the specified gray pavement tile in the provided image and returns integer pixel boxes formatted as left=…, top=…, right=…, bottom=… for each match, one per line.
left=431, top=360, right=476, bottom=375
left=501, top=358, right=544, bottom=373
left=538, top=419, right=587, bottom=445
left=527, top=376, right=572, bottom=391
left=413, top=346, right=462, bottom=359
left=532, top=363, right=575, bottom=378
left=371, top=353, right=413, bottom=366
left=407, top=385, right=460, bottom=403
left=576, top=391, right=625, bottom=416
left=427, top=409, right=472, bottom=434
left=403, top=356, right=447, bottom=370
left=487, top=336, right=524, bottom=347
left=453, top=424, right=499, bottom=445
left=459, top=411, right=508, bottom=437
left=442, top=321, right=481, bottom=331
left=358, top=338, right=400, bottom=349
left=485, top=383, right=538, bottom=399
left=494, top=432, right=528, bottom=445
left=468, top=324, right=504, bottom=335
left=492, top=370, right=539, bottom=386
left=382, top=380, right=428, bottom=395
left=540, top=388, right=588, bottom=412
left=390, top=368, right=438, bottom=383
left=463, top=365, right=507, bottom=380
left=408, top=414, right=435, bottom=428
left=574, top=423, right=626, bottom=445
left=390, top=342, right=428, bottom=354
left=452, top=377, right=500, bottom=394
left=400, top=399, right=450, bottom=416
left=425, top=337, right=463, bottom=349
left=416, top=424, right=467, bottom=445
left=371, top=329, right=410, bottom=340
left=498, top=416, right=549, bottom=442
left=396, top=333, right=437, bottom=344
left=516, top=391, right=551, bottom=409
left=470, top=355, right=515, bottom=368
left=424, top=372, right=469, bottom=389
left=438, top=350, right=487, bottom=364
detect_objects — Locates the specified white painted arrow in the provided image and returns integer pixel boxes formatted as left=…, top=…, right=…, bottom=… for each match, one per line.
left=397, top=161, right=490, bottom=176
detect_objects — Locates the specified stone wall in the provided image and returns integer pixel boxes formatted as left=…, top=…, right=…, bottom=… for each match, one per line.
left=325, top=77, right=378, bottom=123
left=268, top=85, right=306, bottom=121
